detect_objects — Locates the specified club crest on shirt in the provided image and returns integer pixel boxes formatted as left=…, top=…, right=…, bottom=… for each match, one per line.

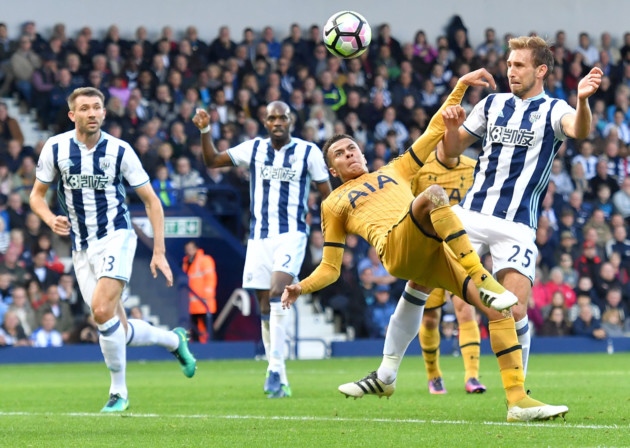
left=529, top=112, right=542, bottom=123
left=99, top=159, right=111, bottom=172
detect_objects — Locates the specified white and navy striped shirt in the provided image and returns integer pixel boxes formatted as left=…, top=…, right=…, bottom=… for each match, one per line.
left=227, top=137, right=329, bottom=240
left=461, top=92, right=574, bottom=229
left=36, top=130, right=150, bottom=251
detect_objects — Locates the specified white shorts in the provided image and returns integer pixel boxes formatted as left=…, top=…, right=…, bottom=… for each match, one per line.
left=453, top=206, right=537, bottom=283
left=242, top=232, right=307, bottom=290
left=72, top=229, right=138, bottom=309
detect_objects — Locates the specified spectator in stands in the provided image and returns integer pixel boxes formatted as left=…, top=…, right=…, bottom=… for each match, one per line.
left=68, top=313, right=99, bottom=344
left=7, top=285, right=36, bottom=336
left=57, top=272, right=84, bottom=319
left=575, top=239, right=602, bottom=281
left=30, top=311, right=63, bottom=347
left=182, top=240, right=217, bottom=343
left=598, top=287, right=628, bottom=322
left=208, top=26, right=236, bottom=65
left=32, top=232, right=65, bottom=275
left=151, top=164, right=177, bottom=208
left=594, top=261, right=623, bottom=301
left=600, top=309, right=626, bottom=337
left=0, top=34, right=41, bottom=104
left=0, top=309, right=31, bottom=346
left=366, top=284, right=397, bottom=338
left=28, top=250, right=61, bottom=290
left=543, top=267, right=577, bottom=309
left=583, top=209, right=612, bottom=248
left=0, top=102, right=24, bottom=148
left=571, top=303, right=606, bottom=339
left=5, top=136, right=29, bottom=175
left=171, top=156, right=206, bottom=205
left=557, top=251, right=579, bottom=288
left=539, top=306, right=572, bottom=337
left=36, top=284, right=73, bottom=342
left=612, top=176, right=630, bottom=222
left=12, top=155, right=38, bottom=205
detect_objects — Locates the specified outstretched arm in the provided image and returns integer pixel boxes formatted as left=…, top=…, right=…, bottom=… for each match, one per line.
left=561, top=67, right=602, bottom=139
left=192, top=108, right=236, bottom=168
left=411, top=68, right=496, bottom=163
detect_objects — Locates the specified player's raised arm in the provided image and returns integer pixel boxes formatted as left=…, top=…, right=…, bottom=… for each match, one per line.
left=561, top=67, right=602, bottom=139
left=192, top=108, right=235, bottom=168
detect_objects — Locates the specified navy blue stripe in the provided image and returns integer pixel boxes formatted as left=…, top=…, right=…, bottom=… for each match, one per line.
left=324, top=242, right=345, bottom=248
left=68, top=140, right=89, bottom=250
left=518, top=100, right=561, bottom=227
left=260, top=313, right=270, bottom=321
left=402, top=290, right=427, bottom=306
left=99, top=319, right=121, bottom=336
left=492, top=98, right=543, bottom=219
left=53, top=143, right=75, bottom=250
left=296, top=144, right=311, bottom=233
left=269, top=296, right=281, bottom=303
left=112, top=145, right=129, bottom=231
left=278, top=144, right=296, bottom=233
left=516, top=322, right=530, bottom=336
left=470, top=95, right=512, bottom=211
left=495, top=344, right=522, bottom=358
left=126, top=321, right=135, bottom=345
left=93, top=140, right=109, bottom=239
left=259, top=142, right=275, bottom=239
left=248, top=140, right=261, bottom=239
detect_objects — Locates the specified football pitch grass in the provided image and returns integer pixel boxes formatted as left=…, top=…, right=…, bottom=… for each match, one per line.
left=0, top=353, right=628, bottom=447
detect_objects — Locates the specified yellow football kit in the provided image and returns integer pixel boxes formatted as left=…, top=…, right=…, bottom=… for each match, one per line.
left=300, top=82, right=469, bottom=297
left=413, top=150, right=476, bottom=309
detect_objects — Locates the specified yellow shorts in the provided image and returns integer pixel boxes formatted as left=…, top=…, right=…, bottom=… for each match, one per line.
left=425, top=288, right=446, bottom=310
left=380, top=211, right=469, bottom=301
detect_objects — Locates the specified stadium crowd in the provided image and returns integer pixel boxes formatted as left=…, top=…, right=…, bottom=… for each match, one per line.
left=1, top=17, right=630, bottom=347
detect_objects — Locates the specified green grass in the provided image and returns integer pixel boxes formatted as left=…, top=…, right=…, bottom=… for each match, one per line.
left=0, top=353, right=628, bottom=447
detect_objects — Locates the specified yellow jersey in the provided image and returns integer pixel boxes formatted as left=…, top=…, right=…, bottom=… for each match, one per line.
left=300, top=82, right=469, bottom=295
left=411, top=150, right=476, bottom=205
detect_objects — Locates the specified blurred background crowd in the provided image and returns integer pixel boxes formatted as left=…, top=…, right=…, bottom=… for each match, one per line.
left=1, top=16, right=629, bottom=348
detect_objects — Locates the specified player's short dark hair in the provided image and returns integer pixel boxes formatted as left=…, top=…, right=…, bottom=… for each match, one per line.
left=67, top=87, right=105, bottom=110
left=322, top=134, right=356, bottom=167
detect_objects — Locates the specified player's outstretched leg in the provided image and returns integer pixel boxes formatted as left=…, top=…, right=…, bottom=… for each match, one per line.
left=339, top=286, right=428, bottom=399
left=171, top=327, right=197, bottom=378
left=339, top=371, right=396, bottom=399
left=429, top=205, right=517, bottom=310
left=489, top=317, right=568, bottom=422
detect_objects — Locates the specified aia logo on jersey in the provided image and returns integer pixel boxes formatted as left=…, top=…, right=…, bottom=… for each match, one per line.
left=347, top=174, right=398, bottom=208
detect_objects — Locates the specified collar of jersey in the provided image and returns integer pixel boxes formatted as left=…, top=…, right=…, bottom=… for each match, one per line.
left=72, top=130, right=105, bottom=152
left=515, top=91, right=546, bottom=104
left=269, top=137, right=295, bottom=151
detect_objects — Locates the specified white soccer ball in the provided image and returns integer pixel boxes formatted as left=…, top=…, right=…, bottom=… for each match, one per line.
left=322, top=10, right=372, bottom=59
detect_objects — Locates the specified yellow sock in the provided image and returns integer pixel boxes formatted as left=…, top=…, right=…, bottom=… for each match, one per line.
left=459, top=320, right=481, bottom=382
left=489, top=317, right=526, bottom=405
left=419, top=323, right=441, bottom=380
left=429, top=206, right=482, bottom=274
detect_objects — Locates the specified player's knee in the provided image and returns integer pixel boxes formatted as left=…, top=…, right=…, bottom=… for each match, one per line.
left=92, top=305, right=114, bottom=325
left=420, top=184, right=449, bottom=208
left=423, top=309, right=439, bottom=329
left=511, top=302, right=527, bottom=321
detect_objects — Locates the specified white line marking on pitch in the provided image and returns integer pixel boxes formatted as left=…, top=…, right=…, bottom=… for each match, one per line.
left=0, top=411, right=626, bottom=430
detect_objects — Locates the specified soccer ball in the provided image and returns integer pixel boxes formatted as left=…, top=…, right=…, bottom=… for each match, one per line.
left=322, top=10, right=371, bottom=59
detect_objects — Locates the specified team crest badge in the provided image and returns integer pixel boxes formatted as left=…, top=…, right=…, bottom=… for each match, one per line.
left=288, top=156, right=297, bottom=165
left=99, top=159, right=111, bottom=171
left=529, top=112, right=541, bottom=123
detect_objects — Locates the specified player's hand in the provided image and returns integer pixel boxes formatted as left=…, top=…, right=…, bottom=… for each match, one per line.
left=192, top=108, right=211, bottom=130
left=459, top=68, right=496, bottom=90
left=49, top=215, right=71, bottom=236
left=281, top=284, right=302, bottom=309
left=442, top=105, right=467, bottom=130
left=150, top=253, right=173, bottom=287
left=577, top=67, right=603, bottom=100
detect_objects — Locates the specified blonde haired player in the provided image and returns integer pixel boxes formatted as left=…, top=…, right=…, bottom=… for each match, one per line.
left=410, top=144, right=485, bottom=394
left=282, top=69, right=569, bottom=422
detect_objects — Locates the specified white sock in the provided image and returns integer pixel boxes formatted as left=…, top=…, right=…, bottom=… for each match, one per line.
left=377, top=286, right=428, bottom=384
left=515, top=316, right=531, bottom=377
left=98, top=316, right=127, bottom=399
left=126, top=319, right=179, bottom=351
left=261, top=314, right=270, bottom=360
left=269, top=299, right=288, bottom=384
